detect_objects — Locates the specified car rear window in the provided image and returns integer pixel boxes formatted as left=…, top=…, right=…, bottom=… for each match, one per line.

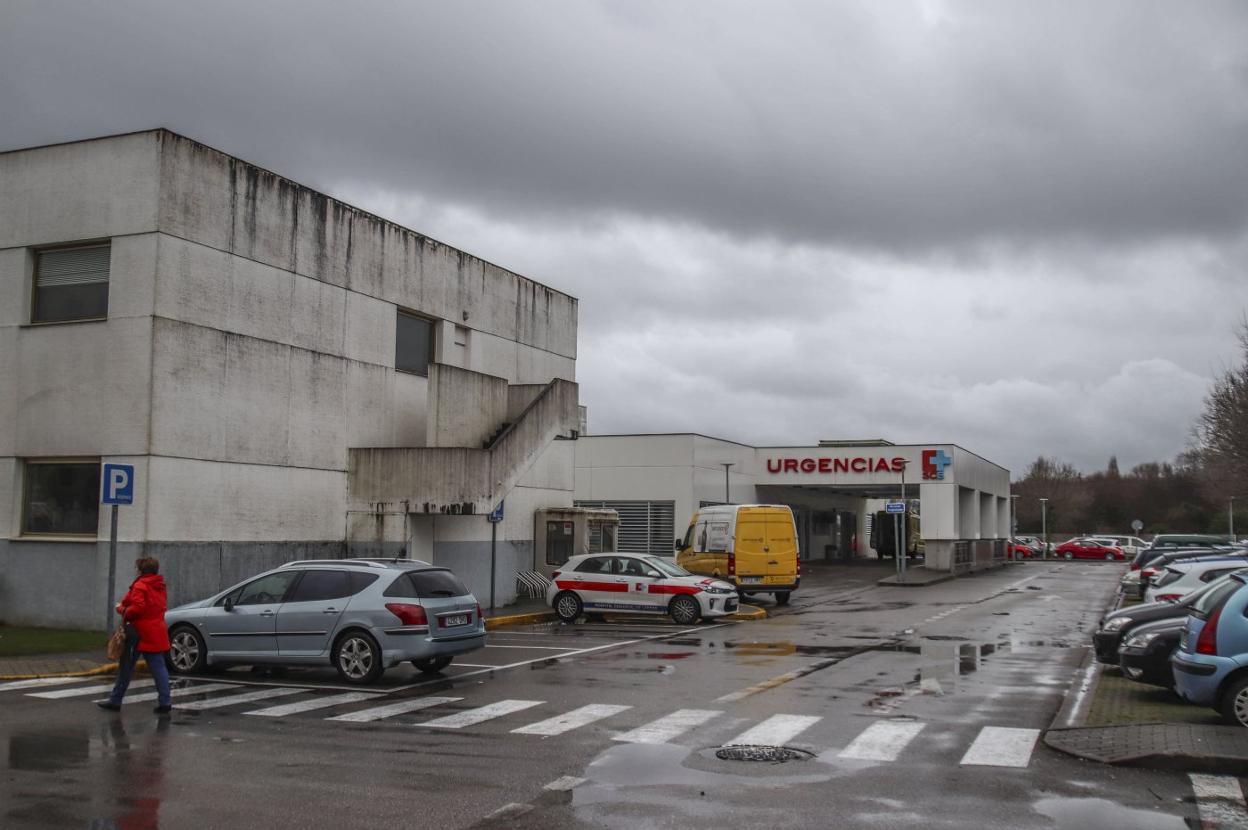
left=1190, top=577, right=1244, bottom=618
left=1154, top=569, right=1182, bottom=588
left=383, top=569, right=469, bottom=599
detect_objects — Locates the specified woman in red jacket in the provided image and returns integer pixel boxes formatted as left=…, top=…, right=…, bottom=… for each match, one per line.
left=98, top=557, right=173, bottom=714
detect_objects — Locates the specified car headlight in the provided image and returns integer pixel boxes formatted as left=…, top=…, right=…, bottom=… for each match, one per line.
left=1101, top=617, right=1131, bottom=633
left=704, top=585, right=734, bottom=595
left=1123, top=631, right=1160, bottom=648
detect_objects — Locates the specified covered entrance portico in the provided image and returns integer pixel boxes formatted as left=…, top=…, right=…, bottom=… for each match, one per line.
left=574, top=434, right=1013, bottom=576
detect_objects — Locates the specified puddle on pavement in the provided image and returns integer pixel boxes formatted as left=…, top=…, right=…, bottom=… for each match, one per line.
left=1031, top=796, right=1190, bottom=829
left=6, top=731, right=90, bottom=772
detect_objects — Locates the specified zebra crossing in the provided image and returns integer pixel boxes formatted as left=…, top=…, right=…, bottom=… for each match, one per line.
left=4, top=674, right=1047, bottom=769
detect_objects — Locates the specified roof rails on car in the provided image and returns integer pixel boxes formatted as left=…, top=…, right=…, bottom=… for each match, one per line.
left=278, top=559, right=392, bottom=569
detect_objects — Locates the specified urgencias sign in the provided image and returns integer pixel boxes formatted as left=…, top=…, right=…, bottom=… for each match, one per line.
left=765, top=457, right=907, bottom=474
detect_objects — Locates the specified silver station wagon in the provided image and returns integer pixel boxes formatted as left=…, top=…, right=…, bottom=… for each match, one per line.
left=164, top=559, right=486, bottom=684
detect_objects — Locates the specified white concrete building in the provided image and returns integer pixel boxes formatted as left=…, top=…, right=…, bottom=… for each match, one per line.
left=1, top=130, right=580, bottom=628
left=575, top=434, right=1011, bottom=573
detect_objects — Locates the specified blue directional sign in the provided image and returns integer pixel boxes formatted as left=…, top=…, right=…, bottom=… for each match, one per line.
left=101, top=463, right=135, bottom=505
left=488, top=500, right=505, bottom=523
left=885, top=500, right=906, bottom=514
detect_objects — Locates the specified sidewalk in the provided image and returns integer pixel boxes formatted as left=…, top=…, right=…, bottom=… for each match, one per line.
left=0, top=649, right=115, bottom=681
left=1043, top=591, right=1246, bottom=773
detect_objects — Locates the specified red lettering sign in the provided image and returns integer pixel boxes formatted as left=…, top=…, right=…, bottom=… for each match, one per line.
left=800, top=458, right=816, bottom=473
left=834, top=459, right=849, bottom=473
left=850, top=458, right=867, bottom=472
left=818, top=458, right=832, bottom=473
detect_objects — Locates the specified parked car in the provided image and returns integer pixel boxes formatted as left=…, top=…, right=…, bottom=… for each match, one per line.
left=549, top=552, right=738, bottom=624
left=1135, top=549, right=1247, bottom=599
left=1131, top=539, right=1237, bottom=574
left=1143, top=558, right=1248, bottom=604
left=1015, top=536, right=1045, bottom=556
left=165, top=559, right=486, bottom=684
left=1008, top=542, right=1035, bottom=559
left=1055, top=538, right=1126, bottom=561
left=1119, top=617, right=1187, bottom=688
left=1092, top=571, right=1248, bottom=664
left=1098, top=535, right=1149, bottom=557
left=1172, top=572, right=1248, bottom=727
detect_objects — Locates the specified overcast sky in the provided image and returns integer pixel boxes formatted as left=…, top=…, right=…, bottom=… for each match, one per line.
left=4, top=1, right=1246, bottom=477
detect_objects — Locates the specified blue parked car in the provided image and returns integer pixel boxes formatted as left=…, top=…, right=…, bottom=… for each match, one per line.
left=1171, top=571, right=1248, bottom=727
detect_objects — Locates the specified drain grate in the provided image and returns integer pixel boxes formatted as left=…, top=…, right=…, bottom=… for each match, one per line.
left=715, top=745, right=814, bottom=763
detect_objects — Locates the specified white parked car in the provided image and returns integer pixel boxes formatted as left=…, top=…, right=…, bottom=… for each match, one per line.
left=547, top=552, right=739, bottom=624
left=1143, top=559, right=1248, bottom=604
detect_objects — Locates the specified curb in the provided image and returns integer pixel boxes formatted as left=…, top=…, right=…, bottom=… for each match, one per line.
left=726, top=604, right=767, bottom=621
left=1048, top=646, right=1102, bottom=731
left=484, top=611, right=557, bottom=630
left=0, top=661, right=119, bottom=682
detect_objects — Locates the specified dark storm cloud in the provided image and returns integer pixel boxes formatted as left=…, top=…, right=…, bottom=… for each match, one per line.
left=3, top=1, right=1248, bottom=251
left=3, top=0, right=1247, bottom=474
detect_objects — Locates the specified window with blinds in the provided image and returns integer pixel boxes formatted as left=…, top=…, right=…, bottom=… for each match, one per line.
left=33, top=244, right=111, bottom=323
left=574, top=500, right=675, bottom=555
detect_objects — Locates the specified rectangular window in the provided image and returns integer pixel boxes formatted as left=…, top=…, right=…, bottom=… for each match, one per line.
left=395, top=310, right=434, bottom=375
left=574, top=500, right=675, bottom=556
left=32, top=244, right=110, bottom=323
left=22, top=461, right=101, bottom=536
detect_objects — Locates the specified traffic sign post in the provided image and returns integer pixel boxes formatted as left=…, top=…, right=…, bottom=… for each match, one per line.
left=101, top=464, right=135, bottom=632
left=487, top=501, right=504, bottom=611
left=885, top=501, right=906, bottom=514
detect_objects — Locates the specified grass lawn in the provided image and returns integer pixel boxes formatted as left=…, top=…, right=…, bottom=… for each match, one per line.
left=1085, top=670, right=1223, bottom=728
left=0, top=625, right=105, bottom=657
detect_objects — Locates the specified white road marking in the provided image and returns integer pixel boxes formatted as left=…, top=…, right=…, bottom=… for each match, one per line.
left=445, top=663, right=498, bottom=668
left=959, top=726, right=1040, bottom=767
left=482, top=644, right=581, bottom=651
left=100, top=682, right=238, bottom=705
left=0, top=676, right=95, bottom=692
left=326, top=696, right=462, bottom=723
left=244, top=692, right=379, bottom=717
left=613, top=709, right=721, bottom=744
left=1190, top=773, right=1248, bottom=827
left=419, top=699, right=544, bottom=729
left=174, top=687, right=304, bottom=711
left=838, top=720, right=926, bottom=761
left=543, top=776, right=587, bottom=792
left=725, top=714, right=821, bottom=747
left=29, top=679, right=154, bottom=699
left=409, top=624, right=731, bottom=690
left=485, top=803, right=534, bottom=820
left=512, top=703, right=631, bottom=736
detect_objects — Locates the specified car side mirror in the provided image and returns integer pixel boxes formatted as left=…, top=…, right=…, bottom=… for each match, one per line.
left=674, top=539, right=682, bottom=551
left=645, top=571, right=662, bottom=579
left=224, top=597, right=235, bottom=612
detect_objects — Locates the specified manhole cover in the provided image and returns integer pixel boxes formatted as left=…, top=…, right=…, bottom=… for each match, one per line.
left=715, top=745, right=814, bottom=763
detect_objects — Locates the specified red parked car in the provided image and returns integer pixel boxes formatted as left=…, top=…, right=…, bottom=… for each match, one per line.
left=1009, top=542, right=1035, bottom=560
left=1055, top=538, right=1126, bottom=561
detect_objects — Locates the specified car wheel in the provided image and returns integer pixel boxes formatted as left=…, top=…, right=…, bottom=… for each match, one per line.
left=412, top=655, right=453, bottom=674
left=775, top=591, right=791, bottom=606
left=554, top=590, right=583, bottom=622
left=1104, top=551, right=1115, bottom=561
left=669, top=595, right=701, bottom=625
left=168, top=625, right=207, bottom=674
left=334, top=630, right=384, bottom=685
left=1064, top=551, right=1074, bottom=560
left=1218, top=675, right=1248, bottom=727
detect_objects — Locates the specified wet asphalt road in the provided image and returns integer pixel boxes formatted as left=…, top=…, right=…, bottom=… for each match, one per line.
left=0, top=561, right=1213, bottom=829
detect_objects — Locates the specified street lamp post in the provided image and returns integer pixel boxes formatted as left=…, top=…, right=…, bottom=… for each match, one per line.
left=1009, top=495, right=1020, bottom=560
left=721, top=463, right=734, bottom=505
left=898, top=460, right=908, bottom=578
left=1231, top=496, right=1236, bottom=543
left=1039, top=498, right=1049, bottom=559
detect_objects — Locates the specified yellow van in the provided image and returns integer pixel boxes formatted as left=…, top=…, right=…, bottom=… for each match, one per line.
left=676, top=504, right=799, bottom=605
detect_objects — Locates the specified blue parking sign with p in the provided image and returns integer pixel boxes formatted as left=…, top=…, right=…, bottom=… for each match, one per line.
left=101, top=463, right=135, bottom=505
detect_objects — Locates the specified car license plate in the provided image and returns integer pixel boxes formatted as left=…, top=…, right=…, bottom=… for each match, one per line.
left=740, top=576, right=763, bottom=584
left=441, top=614, right=469, bottom=627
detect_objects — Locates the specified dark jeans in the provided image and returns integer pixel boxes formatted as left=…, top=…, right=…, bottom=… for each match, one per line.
left=108, top=641, right=172, bottom=707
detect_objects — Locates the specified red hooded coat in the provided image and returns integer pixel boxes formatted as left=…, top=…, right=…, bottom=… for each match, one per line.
left=120, top=573, right=171, bottom=653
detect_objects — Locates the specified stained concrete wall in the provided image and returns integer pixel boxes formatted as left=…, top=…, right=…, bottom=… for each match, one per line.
left=426, top=364, right=508, bottom=449
left=1, top=130, right=582, bottom=625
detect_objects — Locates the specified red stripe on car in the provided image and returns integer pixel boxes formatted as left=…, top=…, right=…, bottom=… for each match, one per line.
left=647, top=585, right=701, bottom=595
left=554, top=580, right=628, bottom=593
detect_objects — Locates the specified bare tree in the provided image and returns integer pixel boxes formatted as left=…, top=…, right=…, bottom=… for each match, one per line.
left=1193, top=322, right=1248, bottom=501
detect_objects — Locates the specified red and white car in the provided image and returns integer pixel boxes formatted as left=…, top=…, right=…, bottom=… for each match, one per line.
left=547, top=553, right=739, bottom=625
